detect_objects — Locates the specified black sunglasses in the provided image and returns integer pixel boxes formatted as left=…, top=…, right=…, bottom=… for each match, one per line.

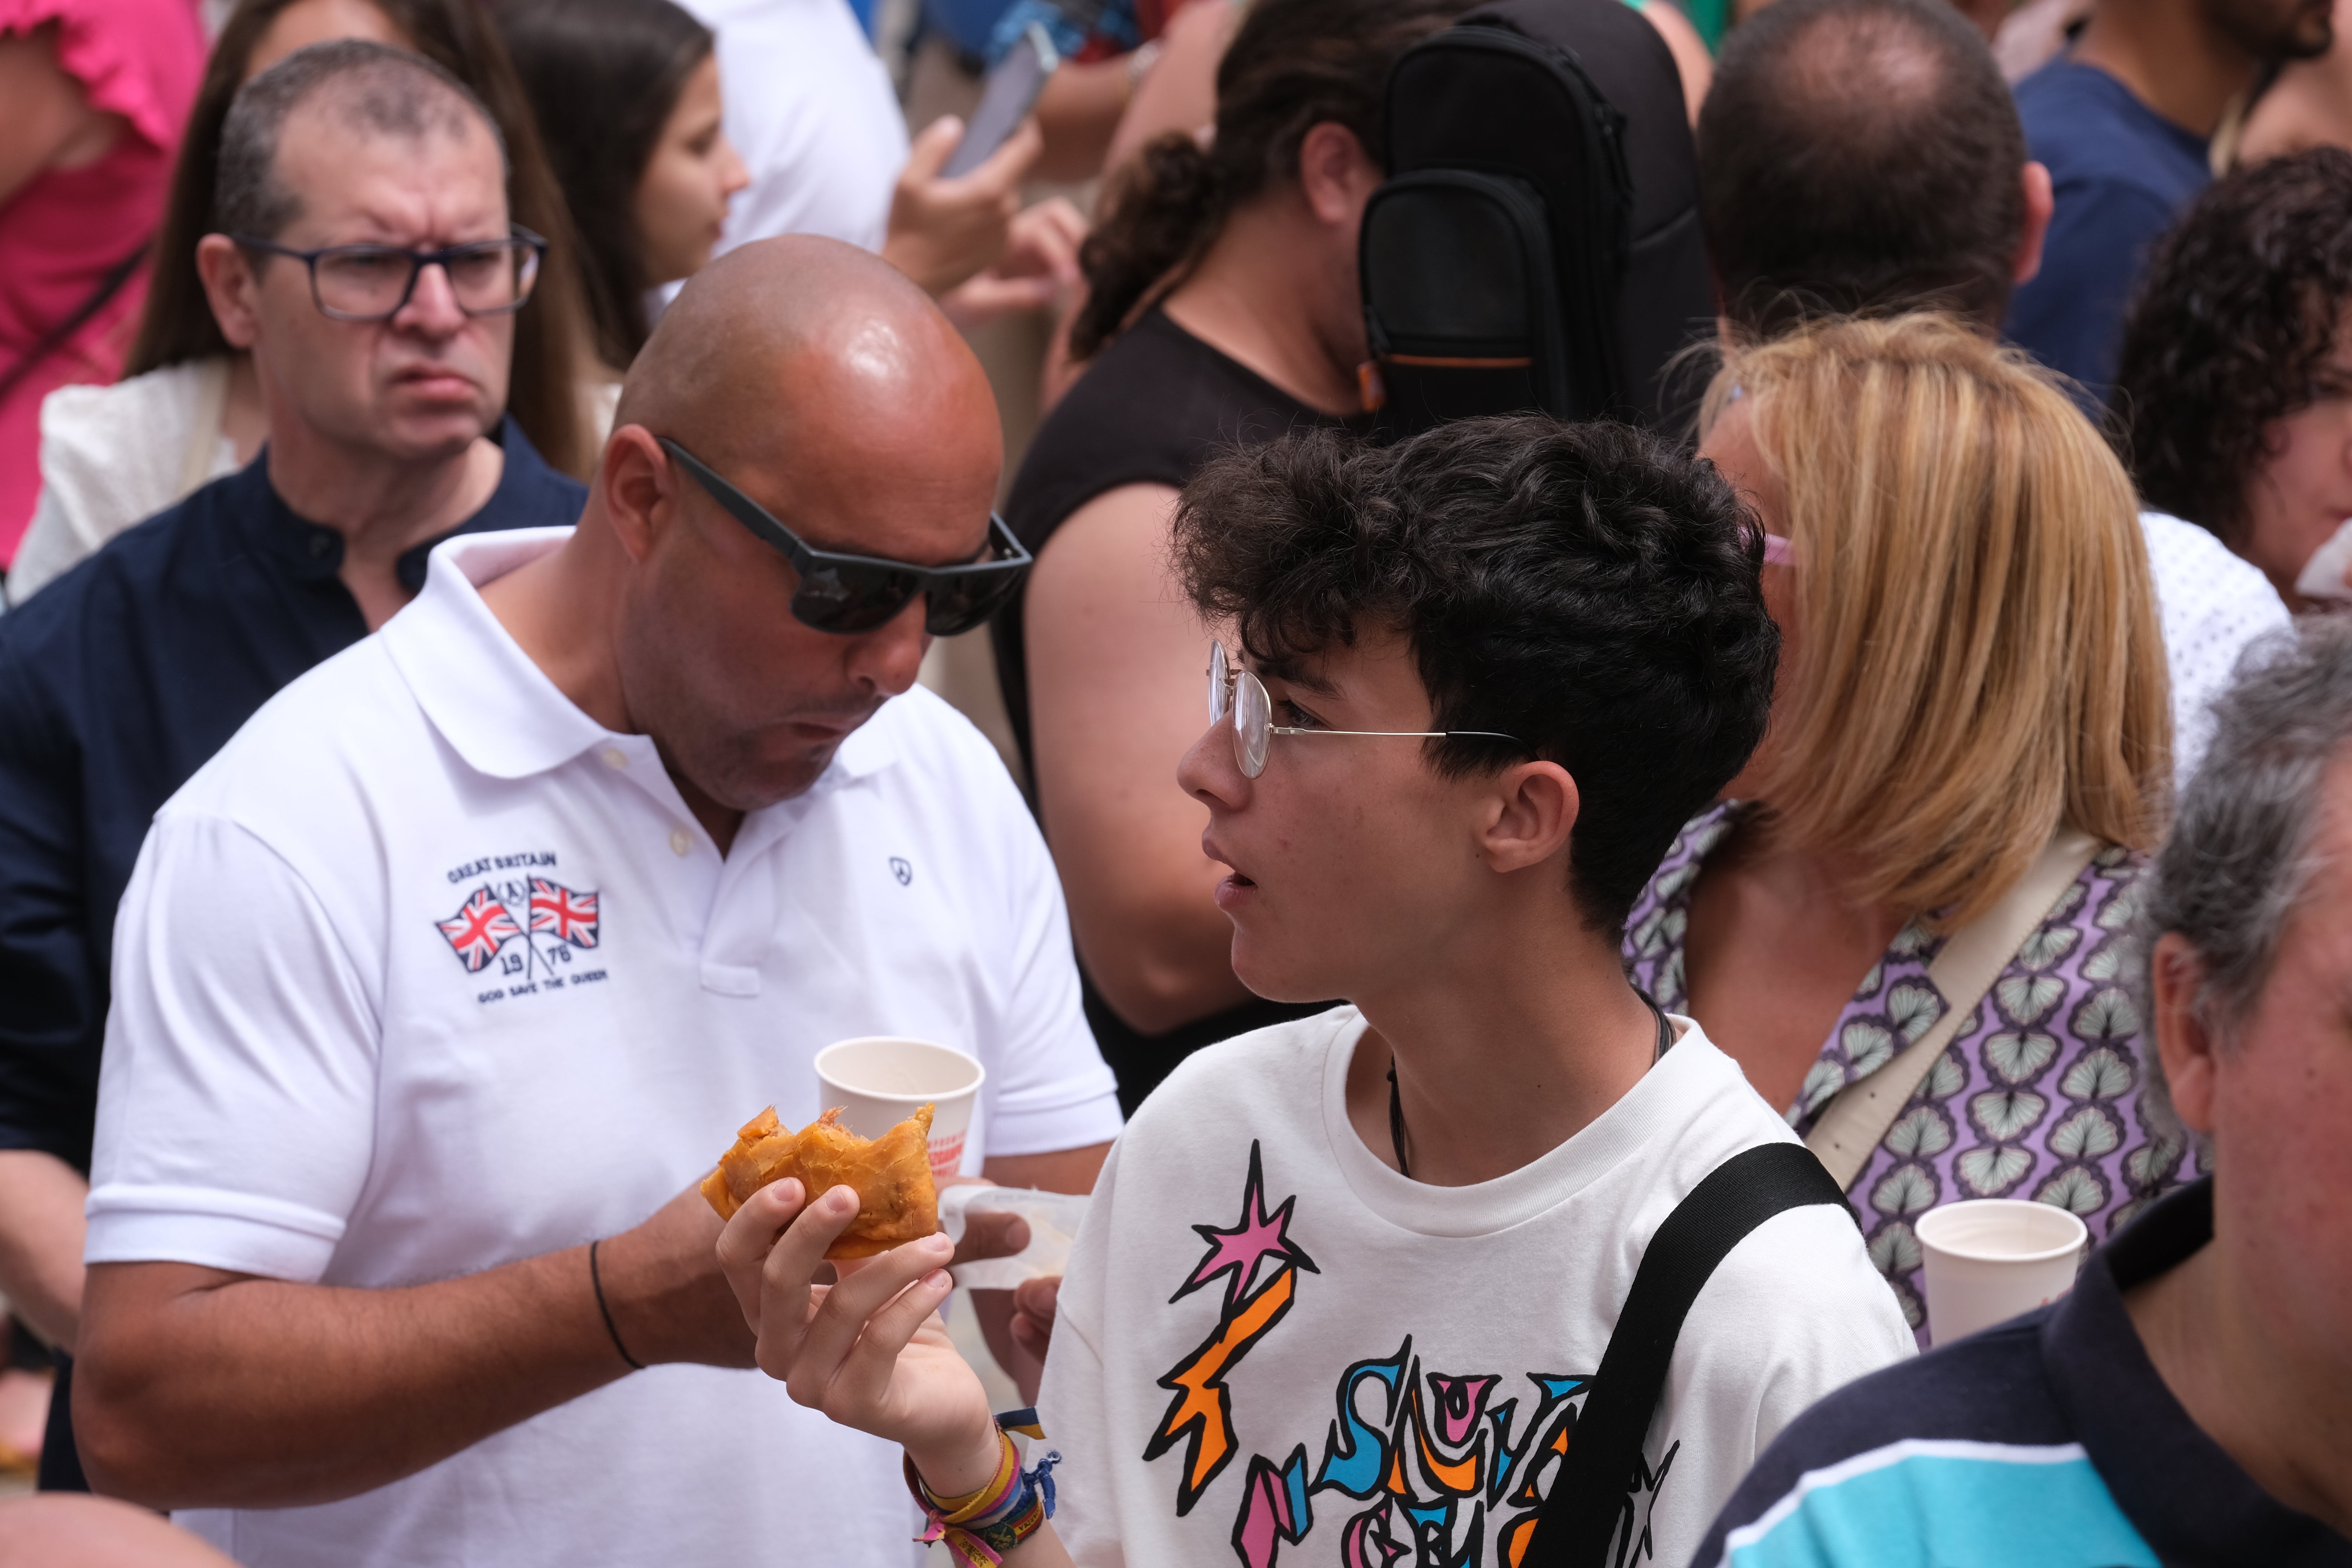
left=660, top=439, right=1032, bottom=637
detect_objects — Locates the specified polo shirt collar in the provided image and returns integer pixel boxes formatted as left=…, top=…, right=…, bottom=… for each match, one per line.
left=384, top=530, right=904, bottom=792
left=234, top=416, right=556, bottom=593
left=2041, top=1178, right=2346, bottom=1560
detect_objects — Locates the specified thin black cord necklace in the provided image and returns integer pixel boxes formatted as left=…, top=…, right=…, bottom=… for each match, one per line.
left=1386, top=998, right=1674, bottom=1181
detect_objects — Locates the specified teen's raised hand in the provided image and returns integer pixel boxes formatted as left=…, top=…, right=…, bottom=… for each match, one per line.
left=715, top=1179, right=1004, bottom=1495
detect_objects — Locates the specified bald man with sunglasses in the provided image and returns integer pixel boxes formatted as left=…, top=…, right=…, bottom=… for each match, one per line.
left=68, top=235, right=1119, bottom=1568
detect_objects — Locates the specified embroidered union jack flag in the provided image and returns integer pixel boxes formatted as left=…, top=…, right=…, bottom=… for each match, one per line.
left=437, top=887, right=521, bottom=972
left=528, top=877, right=600, bottom=948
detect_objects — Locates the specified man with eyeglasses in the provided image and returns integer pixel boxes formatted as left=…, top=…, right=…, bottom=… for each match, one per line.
left=0, top=40, right=581, bottom=1494
left=65, top=224, right=1120, bottom=1564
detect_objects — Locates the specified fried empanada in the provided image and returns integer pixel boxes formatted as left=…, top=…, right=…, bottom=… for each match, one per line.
left=701, top=1102, right=939, bottom=1259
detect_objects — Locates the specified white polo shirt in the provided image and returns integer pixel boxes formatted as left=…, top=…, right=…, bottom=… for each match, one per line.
left=86, top=528, right=1121, bottom=1568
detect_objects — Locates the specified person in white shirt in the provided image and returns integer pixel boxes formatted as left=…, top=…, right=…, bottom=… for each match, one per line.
left=2136, top=508, right=2292, bottom=787
left=715, top=414, right=1917, bottom=1568
left=69, top=236, right=1120, bottom=1566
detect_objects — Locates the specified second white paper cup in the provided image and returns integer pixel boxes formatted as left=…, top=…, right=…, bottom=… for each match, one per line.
left=814, top=1036, right=985, bottom=1180
left=1916, top=1198, right=2087, bottom=1346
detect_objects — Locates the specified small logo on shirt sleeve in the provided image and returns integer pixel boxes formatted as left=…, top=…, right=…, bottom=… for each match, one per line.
left=890, top=856, right=914, bottom=886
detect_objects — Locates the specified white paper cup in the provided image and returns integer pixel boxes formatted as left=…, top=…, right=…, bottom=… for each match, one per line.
left=813, top=1036, right=985, bottom=1181
left=1916, top=1198, right=2088, bottom=1346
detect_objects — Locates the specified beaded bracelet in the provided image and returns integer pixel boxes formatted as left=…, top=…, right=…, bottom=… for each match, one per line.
left=906, top=1417, right=1062, bottom=1565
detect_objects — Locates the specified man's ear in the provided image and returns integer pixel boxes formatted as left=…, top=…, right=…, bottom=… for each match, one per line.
left=601, top=425, right=677, bottom=566
left=2148, top=931, right=2222, bottom=1136
left=1296, top=121, right=1382, bottom=228
left=1475, top=760, right=1580, bottom=876
left=2013, top=161, right=2054, bottom=285
left=194, top=234, right=263, bottom=350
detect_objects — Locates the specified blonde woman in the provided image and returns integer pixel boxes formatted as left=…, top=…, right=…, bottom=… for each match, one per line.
left=1624, top=312, right=2185, bottom=1340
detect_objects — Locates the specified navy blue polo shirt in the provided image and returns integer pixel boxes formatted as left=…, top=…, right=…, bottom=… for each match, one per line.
left=0, top=418, right=584, bottom=1175
left=2006, top=58, right=2211, bottom=402
left=1691, top=1179, right=2352, bottom=1567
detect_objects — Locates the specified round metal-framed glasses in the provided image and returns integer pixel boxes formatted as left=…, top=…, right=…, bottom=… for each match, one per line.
left=1205, top=642, right=1522, bottom=778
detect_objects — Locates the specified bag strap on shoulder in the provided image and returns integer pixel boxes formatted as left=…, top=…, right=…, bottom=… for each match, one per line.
left=1804, top=828, right=2102, bottom=1192
left=1525, top=1141, right=1852, bottom=1568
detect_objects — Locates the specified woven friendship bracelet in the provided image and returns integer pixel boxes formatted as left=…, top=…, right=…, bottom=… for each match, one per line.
left=922, top=1429, right=1020, bottom=1522
left=906, top=1419, right=1063, bottom=1565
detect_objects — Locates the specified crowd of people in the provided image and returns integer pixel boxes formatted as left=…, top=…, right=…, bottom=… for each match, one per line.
left=0, top=0, right=2347, bottom=1560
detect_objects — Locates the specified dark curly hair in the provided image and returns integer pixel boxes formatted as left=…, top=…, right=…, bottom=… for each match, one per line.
left=1069, top=0, right=1472, bottom=360
left=2114, top=147, right=2352, bottom=548
left=1171, top=414, right=1779, bottom=934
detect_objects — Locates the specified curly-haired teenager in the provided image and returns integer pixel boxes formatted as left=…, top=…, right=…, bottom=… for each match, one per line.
left=2115, top=147, right=2352, bottom=611
left=720, top=415, right=1915, bottom=1568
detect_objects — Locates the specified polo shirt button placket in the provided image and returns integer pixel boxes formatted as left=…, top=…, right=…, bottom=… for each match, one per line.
left=669, top=827, right=693, bottom=857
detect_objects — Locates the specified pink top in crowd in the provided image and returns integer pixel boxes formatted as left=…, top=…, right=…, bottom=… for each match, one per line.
left=0, top=0, right=204, bottom=562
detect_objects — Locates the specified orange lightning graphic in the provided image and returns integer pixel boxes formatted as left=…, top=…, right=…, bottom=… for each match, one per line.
left=1143, top=1263, right=1300, bottom=1513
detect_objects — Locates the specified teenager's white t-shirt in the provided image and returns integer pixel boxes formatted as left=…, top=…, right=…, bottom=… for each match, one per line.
left=1036, top=1007, right=1916, bottom=1568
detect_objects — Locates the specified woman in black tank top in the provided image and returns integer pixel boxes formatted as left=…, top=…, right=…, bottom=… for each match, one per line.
left=995, top=0, right=1471, bottom=1112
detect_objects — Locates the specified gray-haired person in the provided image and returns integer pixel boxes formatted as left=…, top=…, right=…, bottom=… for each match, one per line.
left=1689, top=618, right=2352, bottom=1567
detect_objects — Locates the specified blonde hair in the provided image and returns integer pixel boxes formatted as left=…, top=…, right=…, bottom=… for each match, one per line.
left=1703, top=313, right=2171, bottom=925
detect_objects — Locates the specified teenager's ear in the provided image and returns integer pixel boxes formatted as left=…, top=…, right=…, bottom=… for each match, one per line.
left=1475, top=760, right=1579, bottom=875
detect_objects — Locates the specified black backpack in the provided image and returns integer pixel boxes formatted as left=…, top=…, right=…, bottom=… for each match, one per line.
left=1358, top=0, right=1713, bottom=439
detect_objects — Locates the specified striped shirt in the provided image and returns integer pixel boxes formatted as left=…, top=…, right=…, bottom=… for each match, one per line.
left=1691, top=1181, right=2352, bottom=1568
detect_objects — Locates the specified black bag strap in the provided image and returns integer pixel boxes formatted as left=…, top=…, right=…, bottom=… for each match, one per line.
left=1527, top=1141, right=1855, bottom=1568
left=0, top=242, right=148, bottom=407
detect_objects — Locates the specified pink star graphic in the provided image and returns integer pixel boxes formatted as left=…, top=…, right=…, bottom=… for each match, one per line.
left=1174, top=1142, right=1318, bottom=1309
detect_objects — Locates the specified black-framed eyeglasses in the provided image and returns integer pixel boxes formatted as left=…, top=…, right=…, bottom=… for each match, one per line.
left=228, top=227, right=547, bottom=322
left=660, top=439, right=1032, bottom=637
